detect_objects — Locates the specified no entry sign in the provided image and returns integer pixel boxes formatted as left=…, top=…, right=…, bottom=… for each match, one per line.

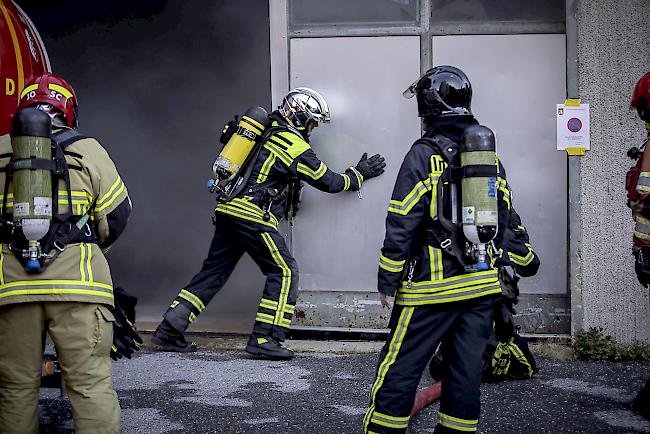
left=556, top=101, right=590, bottom=153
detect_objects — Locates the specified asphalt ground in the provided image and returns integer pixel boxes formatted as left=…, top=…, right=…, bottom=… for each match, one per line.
left=38, top=340, right=650, bottom=434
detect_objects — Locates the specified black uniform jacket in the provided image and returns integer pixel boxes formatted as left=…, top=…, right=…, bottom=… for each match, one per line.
left=378, top=116, right=512, bottom=306
left=489, top=206, right=540, bottom=277
left=215, top=111, right=363, bottom=230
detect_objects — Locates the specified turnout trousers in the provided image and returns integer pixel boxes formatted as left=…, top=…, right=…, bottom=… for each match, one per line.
left=364, top=295, right=496, bottom=433
left=164, top=214, right=299, bottom=341
left=0, top=302, right=120, bottom=434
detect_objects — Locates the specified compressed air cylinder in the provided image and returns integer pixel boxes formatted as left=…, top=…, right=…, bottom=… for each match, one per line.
left=460, top=125, right=498, bottom=269
left=11, top=108, right=52, bottom=243
left=213, top=106, right=269, bottom=181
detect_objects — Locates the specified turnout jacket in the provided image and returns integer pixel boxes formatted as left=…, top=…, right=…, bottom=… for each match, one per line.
left=629, top=135, right=650, bottom=247
left=378, top=116, right=511, bottom=306
left=488, top=206, right=540, bottom=277
left=215, top=111, right=364, bottom=229
left=0, top=129, right=131, bottom=308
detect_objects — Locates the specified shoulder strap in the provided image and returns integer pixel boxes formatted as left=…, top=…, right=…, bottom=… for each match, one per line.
left=413, top=134, right=460, bottom=165
left=221, top=125, right=292, bottom=202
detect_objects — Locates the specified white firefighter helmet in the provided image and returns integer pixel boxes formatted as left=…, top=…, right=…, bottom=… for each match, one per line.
left=279, top=87, right=330, bottom=130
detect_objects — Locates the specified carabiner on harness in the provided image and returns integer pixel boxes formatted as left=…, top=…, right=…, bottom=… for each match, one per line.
left=406, top=258, right=418, bottom=290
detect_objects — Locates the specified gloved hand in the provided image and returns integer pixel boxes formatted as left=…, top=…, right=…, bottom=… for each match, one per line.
left=110, top=287, right=143, bottom=361
left=634, top=247, right=650, bottom=288
left=355, top=153, right=386, bottom=180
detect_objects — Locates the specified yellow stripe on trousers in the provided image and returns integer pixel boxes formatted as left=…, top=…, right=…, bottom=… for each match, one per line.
left=363, top=306, right=415, bottom=433
left=261, top=233, right=292, bottom=328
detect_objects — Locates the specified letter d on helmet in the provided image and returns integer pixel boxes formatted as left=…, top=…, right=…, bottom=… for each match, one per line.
left=279, top=87, right=330, bottom=130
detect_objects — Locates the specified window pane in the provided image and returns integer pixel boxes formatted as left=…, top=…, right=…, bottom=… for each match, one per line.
left=431, top=0, right=565, bottom=23
left=290, top=0, right=419, bottom=26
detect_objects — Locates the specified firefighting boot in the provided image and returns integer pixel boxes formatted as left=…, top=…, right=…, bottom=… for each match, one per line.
left=151, top=319, right=197, bottom=353
left=245, top=334, right=294, bottom=360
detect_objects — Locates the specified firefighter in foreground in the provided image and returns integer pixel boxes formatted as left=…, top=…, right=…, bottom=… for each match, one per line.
left=0, top=73, right=135, bottom=433
left=364, top=66, right=512, bottom=434
left=153, top=87, right=386, bottom=359
left=626, top=70, right=650, bottom=420
left=411, top=206, right=541, bottom=418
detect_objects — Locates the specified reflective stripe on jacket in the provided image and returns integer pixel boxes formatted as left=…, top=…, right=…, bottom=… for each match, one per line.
left=0, top=132, right=129, bottom=307
left=378, top=118, right=509, bottom=305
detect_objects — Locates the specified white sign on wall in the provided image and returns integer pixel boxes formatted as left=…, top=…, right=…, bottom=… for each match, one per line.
left=556, top=102, right=590, bottom=153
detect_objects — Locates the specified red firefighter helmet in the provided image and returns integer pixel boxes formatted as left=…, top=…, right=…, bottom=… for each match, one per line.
left=631, top=71, right=650, bottom=123
left=18, top=73, right=78, bottom=128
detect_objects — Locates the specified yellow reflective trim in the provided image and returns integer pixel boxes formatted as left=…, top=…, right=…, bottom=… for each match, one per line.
left=214, top=206, right=278, bottom=229
left=180, top=289, right=205, bottom=312
left=370, top=414, right=409, bottom=429
left=256, top=153, right=276, bottom=183
left=276, top=131, right=311, bottom=159
left=379, top=263, right=403, bottom=273
left=379, top=255, right=405, bottom=267
left=372, top=411, right=409, bottom=423
left=508, top=248, right=534, bottom=266
left=265, top=142, right=293, bottom=166
left=20, top=84, right=38, bottom=100
left=0, top=249, right=4, bottom=286
left=297, top=161, right=327, bottom=180
left=396, top=285, right=502, bottom=306
left=0, top=289, right=112, bottom=299
left=261, top=233, right=291, bottom=327
left=388, top=178, right=433, bottom=215
left=348, top=166, right=363, bottom=187
left=49, top=83, right=73, bottom=99
left=256, top=312, right=274, bottom=325
left=342, top=174, right=351, bottom=191
left=403, top=269, right=497, bottom=290
left=96, top=177, right=126, bottom=212
left=368, top=307, right=414, bottom=412
left=79, top=244, right=87, bottom=282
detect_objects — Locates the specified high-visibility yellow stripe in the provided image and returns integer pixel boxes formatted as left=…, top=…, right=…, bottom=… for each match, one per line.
left=179, top=289, right=205, bottom=312
left=348, top=166, right=363, bottom=187
left=256, top=312, right=275, bottom=325
left=297, top=161, right=327, bottom=180
left=388, top=178, right=433, bottom=215
left=370, top=411, right=409, bottom=429
left=261, top=233, right=292, bottom=327
left=508, top=246, right=535, bottom=266
left=379, top=255, right=404, bottom=273
left=0, top=250, right=4, bottom=286
left=265, top=142, right=293, bottom=166
left=49, top=83, right=73, bottom=100
left=396, top=283, right=501, bottom=305
left=438, top=412, right=478, bottom=432
left=96, top=177, right=126, bottom=212
left=342, top=174, right=351, bottom=191
left=214, top=206, right=278, bottom=229
left=79, top=244, right=87, bottom=282
left=256, top=154, right=277, bottom=183
left=365, top=306, right=414, bottom=432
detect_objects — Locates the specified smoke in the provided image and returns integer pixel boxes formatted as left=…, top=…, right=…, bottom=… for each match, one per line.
left=15, top=0, right=272, bottom=331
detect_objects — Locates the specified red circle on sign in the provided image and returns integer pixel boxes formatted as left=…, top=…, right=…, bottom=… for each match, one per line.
left=567, top=117, right=582, bottom=133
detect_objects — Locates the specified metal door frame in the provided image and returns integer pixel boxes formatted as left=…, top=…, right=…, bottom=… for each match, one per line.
left=269, top=0, right=575, bottom=335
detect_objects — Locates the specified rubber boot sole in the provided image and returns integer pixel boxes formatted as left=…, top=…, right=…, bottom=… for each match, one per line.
left=151, top=334, right=198, bottom=353
left=244, top=343, right=294, bottom=361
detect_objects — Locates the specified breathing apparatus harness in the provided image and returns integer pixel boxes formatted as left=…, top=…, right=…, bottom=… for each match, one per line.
left=0, top=129, right=96, bottom=273
left=412, top=134, right=498, bottom=274
left=209, top=113, right=302, bottom=223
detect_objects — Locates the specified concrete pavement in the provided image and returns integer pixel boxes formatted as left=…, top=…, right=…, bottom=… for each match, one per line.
left=38, top=339, right=650, bottom=433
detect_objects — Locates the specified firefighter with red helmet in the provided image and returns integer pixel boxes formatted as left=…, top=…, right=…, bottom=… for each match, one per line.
left=627, top=70, right=650, bottom=420
left=0, top=73, right=135, bottom=433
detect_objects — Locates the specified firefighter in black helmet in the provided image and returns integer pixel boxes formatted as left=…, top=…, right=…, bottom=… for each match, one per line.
left=153, top=88, right=386, bottom=360
left=363, top=66, right=515, bottom=434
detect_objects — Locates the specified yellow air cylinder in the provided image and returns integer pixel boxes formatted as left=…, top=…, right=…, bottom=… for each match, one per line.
left=213, top=106, right=268, bottom=181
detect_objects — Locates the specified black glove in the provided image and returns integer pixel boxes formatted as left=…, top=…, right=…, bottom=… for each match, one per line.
left=354, top=152, right=386, bottom=180
left=634, top=247, right=650, bottom=288
left=110, top=287, right=143, bottom=361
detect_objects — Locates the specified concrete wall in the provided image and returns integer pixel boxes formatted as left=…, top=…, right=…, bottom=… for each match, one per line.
left=576, top=0, right=650, bottom=343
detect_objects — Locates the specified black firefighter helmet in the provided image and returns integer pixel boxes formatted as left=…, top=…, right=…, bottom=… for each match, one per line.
left=403, top=65, right=472, bottom=119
